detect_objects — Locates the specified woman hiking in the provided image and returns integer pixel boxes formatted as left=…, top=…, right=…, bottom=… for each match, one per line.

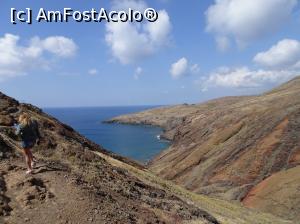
left=15, top=113, right=41, bottom=174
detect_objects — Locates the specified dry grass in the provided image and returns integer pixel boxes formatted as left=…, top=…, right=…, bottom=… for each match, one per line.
left=92, top=151, right=291, bottom=224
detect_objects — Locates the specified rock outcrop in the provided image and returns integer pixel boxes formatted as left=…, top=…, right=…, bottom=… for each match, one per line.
left=108, top=76, right=300, bottom=221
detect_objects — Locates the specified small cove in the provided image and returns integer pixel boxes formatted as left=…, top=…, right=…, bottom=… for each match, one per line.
left=44, top=106, right=170, bottom=163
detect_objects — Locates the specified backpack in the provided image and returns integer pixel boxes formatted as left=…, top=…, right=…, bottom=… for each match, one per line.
left=19, top=120, right=39, bottom=142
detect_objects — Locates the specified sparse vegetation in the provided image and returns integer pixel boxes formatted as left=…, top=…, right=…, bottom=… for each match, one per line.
left=109, top=76, right=300, bottom=222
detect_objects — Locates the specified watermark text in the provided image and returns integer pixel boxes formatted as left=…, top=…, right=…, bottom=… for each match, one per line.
left=11, top=8, right=159, bottom=25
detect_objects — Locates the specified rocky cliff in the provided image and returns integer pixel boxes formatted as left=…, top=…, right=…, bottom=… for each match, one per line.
left=108, top=76, right=300, bottom=222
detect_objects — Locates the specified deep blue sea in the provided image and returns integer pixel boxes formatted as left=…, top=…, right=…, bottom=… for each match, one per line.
left=44, top=106, right=170, bottom=163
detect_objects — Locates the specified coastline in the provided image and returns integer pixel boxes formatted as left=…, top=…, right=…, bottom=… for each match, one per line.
left=104, top=119, right=172, bottom=166
left=103, top=77, right=300, bottom=222
left=103, top=119, right=172, bottom=140
left=45, top=106, right=170, bottom=163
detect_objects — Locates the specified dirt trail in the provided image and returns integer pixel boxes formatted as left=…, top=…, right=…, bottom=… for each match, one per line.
left=0, top=155, right=220, bottom=224
left=0, top=89, right=294, bottom=224
left=1, top=158, right=106, bottom=224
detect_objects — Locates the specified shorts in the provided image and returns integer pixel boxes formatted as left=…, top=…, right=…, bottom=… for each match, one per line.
left=21, top=140, right=35, bottom=149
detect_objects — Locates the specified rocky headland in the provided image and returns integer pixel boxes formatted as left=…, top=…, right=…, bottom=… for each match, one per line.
left=108, top=76, right=300, bottom=222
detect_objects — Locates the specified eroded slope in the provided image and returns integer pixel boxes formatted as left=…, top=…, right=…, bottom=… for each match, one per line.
left=109, top=77, right=300, bottom=221
left=0, top=91, right=219, bottom=224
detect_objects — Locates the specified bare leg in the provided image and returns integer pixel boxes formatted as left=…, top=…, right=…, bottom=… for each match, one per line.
left=27, top=148, right=35, bottom=168
left=27, top=148, right=34, bottom=162
left=24, top=148, right=32, bottom=171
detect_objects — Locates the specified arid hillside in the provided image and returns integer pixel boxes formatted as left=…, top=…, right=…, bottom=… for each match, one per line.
left=0, top=91, right=220, bottom=224
left=0, top=91, right=290, bottom=224
left=109, top=76, right=300, bottom=222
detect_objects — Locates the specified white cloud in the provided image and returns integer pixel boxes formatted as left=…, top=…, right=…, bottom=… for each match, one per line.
left=0, top=33, right=77, bottom=81
left=88, top=69, right=98, bottom=75
left=105, top=0, right=172, bottom=64
left=41, top=36, right=77, bottom=57
left=201, top=66, right=299, bottom=90
left=254, top=39, right=300, bottom=69
left=170, top=58, right=200, bottom=79
left=170, top=57, right=188, bottom=79
left=105, top=22, right=153, bottom=64
left=134, top=66, right=143, bottom=79
left=145, top=10, right=171, bottom=45
left=0, top=34, right=22, bottom=67
left=206, top=0, right=297, bottom=48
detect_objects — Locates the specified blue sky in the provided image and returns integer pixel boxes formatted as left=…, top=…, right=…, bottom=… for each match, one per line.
left=1, top=0, right=300, bottom=107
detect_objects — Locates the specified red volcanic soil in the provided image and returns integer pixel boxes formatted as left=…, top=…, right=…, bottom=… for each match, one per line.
left=109, top=76, right=300, bottom=221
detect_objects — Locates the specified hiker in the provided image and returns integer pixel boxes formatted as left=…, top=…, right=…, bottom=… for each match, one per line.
left=15, top=113, right=41, bottom=174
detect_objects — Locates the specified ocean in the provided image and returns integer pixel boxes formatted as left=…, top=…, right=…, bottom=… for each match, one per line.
left=44, top=106, right=170, bottom=163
